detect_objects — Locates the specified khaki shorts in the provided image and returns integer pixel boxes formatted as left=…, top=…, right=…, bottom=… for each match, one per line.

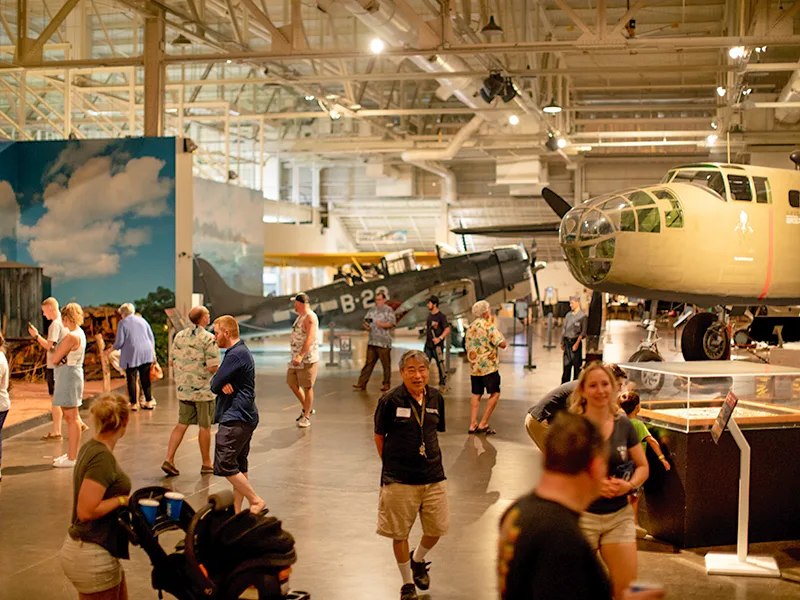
left=579, top=504, right=636, bottom=550
left=178, top=400, right=215, bottom=428
left=524, top=414, right=549, bottom=451
left=377, top=481, right=450, bottom=540
left=60, top=535, right=123, bottom=595
left=286, top=362, right=318, bottom=388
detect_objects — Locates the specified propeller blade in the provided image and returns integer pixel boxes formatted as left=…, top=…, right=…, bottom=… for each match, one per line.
left=542, top=187, right=572, bottom=219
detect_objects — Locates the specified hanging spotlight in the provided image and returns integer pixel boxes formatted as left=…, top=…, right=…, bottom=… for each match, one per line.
left=304, top=94, right=315, bottom=101
left=480, top=16, right=503, bottom=37
left=227, top=170, right=238, bottom=181
left=728, top=46, right=746, bottom=59
left=545, top=133, right=559, bottom=152
left=508, top=114, right=520, bottom=126
left=543, top=98, right=562, bottom=114
left=370, top=38, right=385, bottom=54
left=716, top=86, right=727, bottom=97
left=706, top=134, right=718, bottom=146
left=742, top=88, right=753, bottom=95
left=329, top=109, right=341, bottom=120
left=479, top=73, right=505, bottom=103
left=501, top=79, right=518, bottom=103
left=710, top=121, right=718, bottom=129
left=556, top=137, right=568, bottom=149
left=171, top=34, right=192, bottom=46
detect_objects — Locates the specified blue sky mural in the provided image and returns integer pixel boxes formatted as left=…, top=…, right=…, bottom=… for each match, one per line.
left=0, top=138, right=176, bottom=306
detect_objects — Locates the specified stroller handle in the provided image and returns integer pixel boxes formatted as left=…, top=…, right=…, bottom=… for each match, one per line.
left=208, top=490, right=235, bottom=511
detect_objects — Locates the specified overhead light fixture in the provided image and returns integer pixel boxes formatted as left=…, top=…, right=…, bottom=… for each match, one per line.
left=508, top=114, right=519, bottom=126
left=543, top=98, right=562, bottom=114
left=728, top=46, right=746, bottom=59
left=716, top=86, right=727, bottom=97
left=227, top=170, right=238, bottom=181
left=578, top=145, right=593, bottom=152
left=229, top=109, right=239, bottom=116
left=226, top=59, right=232, bottom=64
left=350, top=103, right=362, bottom=110
left=710, top=121, right=718, bottom=129
left=556, top=137, right=568, bottom=149
left=325, top=93, right=338, bottom=100
left=501, top=79, right=517, bottom=103
left=304, top=94, right=315, bottom=101
left=545, top=133, right=559, bottom=152
left=742, top=87, right=753, bottom=95
left=479, top=73, right=505, bottom=103
left=171, top=34, right=192, bottom=46
left=329, top=110, right=341, bottom=120
left=370, top=38, right=385, bottom=54
left=706, top=134, right=718, bottom=146
left=480, top=15, right=503, bottom=37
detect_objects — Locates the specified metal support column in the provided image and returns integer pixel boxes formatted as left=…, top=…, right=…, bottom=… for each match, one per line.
left=143, top=8, right=165, bottom=137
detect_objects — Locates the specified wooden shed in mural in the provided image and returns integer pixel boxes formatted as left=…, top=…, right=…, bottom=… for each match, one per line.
left=0, top=261, right=44, bottom=339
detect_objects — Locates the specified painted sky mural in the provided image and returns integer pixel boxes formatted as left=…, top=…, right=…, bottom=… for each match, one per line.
left=0, top=138, right=176, bottom=306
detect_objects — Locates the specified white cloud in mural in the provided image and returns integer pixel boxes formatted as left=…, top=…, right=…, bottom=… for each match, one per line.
left=0, top=180, right=20, bottom=239
left=0, top=253, right=7, bottom=262
left=44, top=141, right=112, bottom=181
left=194, top=182, right=262, bottom=243
left=19, top=155, right=172, bottom=280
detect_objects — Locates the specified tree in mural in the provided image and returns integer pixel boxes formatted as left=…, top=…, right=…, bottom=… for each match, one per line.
left=134, top=286, right=175, bottom=365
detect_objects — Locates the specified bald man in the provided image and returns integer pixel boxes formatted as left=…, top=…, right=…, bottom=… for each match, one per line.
left=161, top=306, right=221, bottom=476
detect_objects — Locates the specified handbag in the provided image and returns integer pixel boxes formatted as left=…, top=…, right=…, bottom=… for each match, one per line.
left=149, top=362, right=164, bottom=382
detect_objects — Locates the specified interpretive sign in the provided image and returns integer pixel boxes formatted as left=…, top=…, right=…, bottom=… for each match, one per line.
left=711, top=390, right=740, bottom=444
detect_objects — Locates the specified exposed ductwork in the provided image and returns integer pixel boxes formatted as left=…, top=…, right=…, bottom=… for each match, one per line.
left=775, top=63, right=800, bottom=124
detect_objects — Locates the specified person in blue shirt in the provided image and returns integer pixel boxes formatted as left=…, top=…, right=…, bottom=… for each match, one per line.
left=111, top=303, right=156, bottom=411
left=210, top=315, right=265, bottom=514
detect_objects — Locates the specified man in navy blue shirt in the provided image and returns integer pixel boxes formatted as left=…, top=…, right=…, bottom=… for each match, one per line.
left=210, top=315, right=265, bottom=514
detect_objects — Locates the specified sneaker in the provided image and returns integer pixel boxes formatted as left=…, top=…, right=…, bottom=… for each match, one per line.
left=54, top=453, right=67, bottom=462
left=297, top=416, right=311, bottom=428
left=54, top=457, right=76, bottom=468
left=161, top=460, right=180, bottom=476
left=400, top=583, right=418, bottom=600
left=409, top=551, right=431, bottom=590
left=295, top=409, right=315, bottom=422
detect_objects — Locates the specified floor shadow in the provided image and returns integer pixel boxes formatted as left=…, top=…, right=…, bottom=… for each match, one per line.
left=447, top=435, right=500, bottom=524
left=258, top=426, right=309, bottom=451
left=1, top=464, right=54, bottom=476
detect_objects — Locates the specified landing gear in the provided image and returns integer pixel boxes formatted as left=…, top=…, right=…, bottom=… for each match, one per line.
left=627, top=301, right=665, bottom=393
left=681, top=312, right=730, bottom=361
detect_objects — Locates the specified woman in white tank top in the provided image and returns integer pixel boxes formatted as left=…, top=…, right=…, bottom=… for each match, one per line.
left=51, top=303, right=87, bottom=468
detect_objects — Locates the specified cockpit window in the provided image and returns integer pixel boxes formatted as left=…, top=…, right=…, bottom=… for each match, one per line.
left=653, top=189, right=677, bottom=201
left=671, top=169, right=726, bottom=200
left=728, top=175, right=753, bottom=201
left=753, top=177, right=770, bottom=204
left=665, top=200, right=684, bottom=228
left=636, top=207, right=661, bottom=233
left=626, top=191, right=655, bottom=207
left=661, top=171, right=676, bottom=184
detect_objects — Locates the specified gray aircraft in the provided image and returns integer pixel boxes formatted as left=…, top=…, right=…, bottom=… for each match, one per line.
left=193, top=245, right=534, bottom=337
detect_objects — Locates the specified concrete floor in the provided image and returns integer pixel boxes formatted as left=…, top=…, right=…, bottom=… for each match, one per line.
left=0, top=320, right=799, bottom=599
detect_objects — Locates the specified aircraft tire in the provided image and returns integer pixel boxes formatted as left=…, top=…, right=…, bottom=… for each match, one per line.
left=681, top=312, right=730, bottom=361
left=628, top=349, right=664, bottom=393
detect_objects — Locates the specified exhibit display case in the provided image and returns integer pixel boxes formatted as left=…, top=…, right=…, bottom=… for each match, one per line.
left=622, top=361, right=800, bottom=433
left=618, top=361, right=800, bottom=548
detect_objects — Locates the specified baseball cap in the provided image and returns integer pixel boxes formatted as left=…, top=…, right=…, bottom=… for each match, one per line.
left=428, top=295, right=439, bottom=305
left=293, top=293, right=310, bottom=304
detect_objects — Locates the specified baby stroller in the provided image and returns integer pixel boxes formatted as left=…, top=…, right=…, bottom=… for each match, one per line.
left=120, top=486, right=310, bottom=600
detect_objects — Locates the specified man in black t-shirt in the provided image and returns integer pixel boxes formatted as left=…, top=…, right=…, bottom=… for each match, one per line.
left=499, top=413, right=664, bottom=600
left=424, top=296, right=450, bottom=389
left=375, top=350, right=448, bottom=600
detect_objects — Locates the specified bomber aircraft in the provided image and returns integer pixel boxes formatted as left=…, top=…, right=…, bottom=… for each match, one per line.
left=453, top=152, right=800, bottom=363
left=193, top=245, right=535, bottom=339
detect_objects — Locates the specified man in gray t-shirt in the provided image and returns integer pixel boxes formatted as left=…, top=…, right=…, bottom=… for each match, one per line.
left=353, top=292, right=397, bottom=392
left=561, top=297, right=587, bottom=383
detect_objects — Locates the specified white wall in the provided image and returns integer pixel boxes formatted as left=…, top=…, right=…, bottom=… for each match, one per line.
left=263, top=214, right=356, bottom=254
left=536, top=261, right=583, bottom=302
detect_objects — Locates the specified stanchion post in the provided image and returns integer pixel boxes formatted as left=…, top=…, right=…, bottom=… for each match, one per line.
left=326, top=322, right=339, bottom=367
left=524, top=316, right=536, bottom=370
left=544, top=312, right=557, bottom=349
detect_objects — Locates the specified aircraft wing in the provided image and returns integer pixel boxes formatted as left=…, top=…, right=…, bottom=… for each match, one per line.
left=263, top=252, right=440, bottom=268
left=450, top=222, right=561, bottom=237
left=394, top=279, right=477, bottom=326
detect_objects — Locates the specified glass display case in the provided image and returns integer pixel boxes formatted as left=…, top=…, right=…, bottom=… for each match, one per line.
left=620, top=361, right=800, bottom=433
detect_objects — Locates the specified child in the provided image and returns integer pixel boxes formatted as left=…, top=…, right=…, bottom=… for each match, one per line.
left=0, top=333, right=9, bottom=482
left=619, top=391, right=670, bottom=528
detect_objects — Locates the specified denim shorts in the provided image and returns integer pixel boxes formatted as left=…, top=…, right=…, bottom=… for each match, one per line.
left=60, top=535, right=123, bottom=594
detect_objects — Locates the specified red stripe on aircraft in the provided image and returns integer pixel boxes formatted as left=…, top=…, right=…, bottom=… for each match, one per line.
left=758, top=207, right=774, bottom=300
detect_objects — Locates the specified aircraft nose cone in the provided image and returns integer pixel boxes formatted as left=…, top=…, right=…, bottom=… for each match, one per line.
left=559, top=204, right=617, bottom=286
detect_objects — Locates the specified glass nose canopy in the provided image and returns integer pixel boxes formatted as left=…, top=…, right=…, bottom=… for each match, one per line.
left=559, top=191, right=647, bottom=285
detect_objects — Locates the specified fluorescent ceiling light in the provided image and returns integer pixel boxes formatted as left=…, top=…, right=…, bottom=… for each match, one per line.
left=543, top=98, right=562, bottom=114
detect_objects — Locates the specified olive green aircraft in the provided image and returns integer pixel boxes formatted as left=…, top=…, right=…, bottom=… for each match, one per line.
left=454, top=153, right=800, bottom=362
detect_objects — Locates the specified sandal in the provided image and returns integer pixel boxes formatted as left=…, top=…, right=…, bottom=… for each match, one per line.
left=79, top=422, right=89, bottom=433
left=468, top=427, right=478, bottom=434
left=476, top=426, right=497, bottom=435
left=41, top=432, right=62, bottom=440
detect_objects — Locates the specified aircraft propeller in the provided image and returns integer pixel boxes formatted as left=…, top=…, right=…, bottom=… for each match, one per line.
left=541, top=187, right=572, bottom=219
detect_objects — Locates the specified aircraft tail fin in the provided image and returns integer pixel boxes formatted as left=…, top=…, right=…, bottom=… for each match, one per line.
left=193, top=257, right=266, bottom=319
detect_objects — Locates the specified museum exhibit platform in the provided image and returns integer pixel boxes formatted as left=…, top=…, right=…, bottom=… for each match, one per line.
left=622, top=361, right=800, bottom=548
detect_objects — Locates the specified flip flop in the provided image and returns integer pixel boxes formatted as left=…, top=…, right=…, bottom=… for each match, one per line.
left=200, top=465, right=214, bottom=475
left=476, top=426, right=497, bottom=435
left=161, top=460, right=180, bottom=476
left=41, top=432, right=62, bottom=440
left=79, top=422, right=89, bottom=433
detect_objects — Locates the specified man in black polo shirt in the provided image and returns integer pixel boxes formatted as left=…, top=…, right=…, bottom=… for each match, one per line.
left=424, top=296, right=450, bottom=389
left=374, top=349, right=448, bottom=600
left=498, top=413, right=664, bottom=600
left=210, top=315, right=265, bottom=515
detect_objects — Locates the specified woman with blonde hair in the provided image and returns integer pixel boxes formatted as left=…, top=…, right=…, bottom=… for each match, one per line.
left=569, top=361, right=649, bottom=598
left=51, top=302, right=87, bottom=468
left=60, top=393, right=131, bottom=600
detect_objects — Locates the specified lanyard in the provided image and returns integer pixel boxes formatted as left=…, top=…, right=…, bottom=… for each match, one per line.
left=409, top=392, right=427, bottom=457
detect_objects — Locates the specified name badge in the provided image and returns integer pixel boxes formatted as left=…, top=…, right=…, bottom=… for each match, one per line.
left=425, top=408, right=439, bottom=414
left=396, top=407, right=411, bottom=418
